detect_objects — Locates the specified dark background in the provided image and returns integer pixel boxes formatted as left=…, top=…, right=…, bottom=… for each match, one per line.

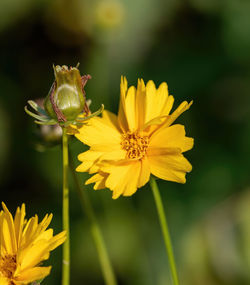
left=0, top=0, right=250, bottom=284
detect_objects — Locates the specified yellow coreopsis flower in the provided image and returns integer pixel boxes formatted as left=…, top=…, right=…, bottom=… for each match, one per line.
left=76, top=77, right=194, bottom=199
left=0, top=202, right=66, bottom=285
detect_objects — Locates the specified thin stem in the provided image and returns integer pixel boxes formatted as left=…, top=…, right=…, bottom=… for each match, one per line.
left=69, top=153, right=117, bottom=285
left=149, top=176, right=179, bottom=285
left=62, top=128, right=70, bottom=285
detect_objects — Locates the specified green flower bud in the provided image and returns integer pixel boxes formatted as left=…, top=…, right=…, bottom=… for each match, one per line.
left=44, top=65, right=88, bottom=122
left=25, top=64, right=103, bottom=128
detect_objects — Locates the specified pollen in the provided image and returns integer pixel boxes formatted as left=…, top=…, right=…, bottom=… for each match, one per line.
left=121, top=132, right=149, bottom=159
left=0, top=254, right=16, bottom=280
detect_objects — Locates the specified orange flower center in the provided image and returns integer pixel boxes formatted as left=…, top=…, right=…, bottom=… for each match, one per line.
left=121, top=132, right=149, bottom=159
left=0, top=254, right=16, bottom=281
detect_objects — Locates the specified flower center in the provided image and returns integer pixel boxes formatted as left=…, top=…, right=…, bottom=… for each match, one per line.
left=0, top=254, right=16, bottom=280
left=121, top=132, right=149, bottom=159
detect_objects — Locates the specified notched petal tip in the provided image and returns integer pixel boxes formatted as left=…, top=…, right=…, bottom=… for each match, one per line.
left=120, top=76, right=128, bottom=93
left=137, top=78, right=146, bottom=90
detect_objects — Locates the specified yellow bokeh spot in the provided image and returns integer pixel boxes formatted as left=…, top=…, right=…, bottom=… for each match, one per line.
left=95, top=0, right=124, bottom=29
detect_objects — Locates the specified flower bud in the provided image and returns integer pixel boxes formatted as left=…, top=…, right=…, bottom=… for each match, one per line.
left=44, top=65, right=87, bottom=122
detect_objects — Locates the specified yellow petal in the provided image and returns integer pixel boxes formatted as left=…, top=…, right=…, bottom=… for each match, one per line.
left=145, top=81, right=156, bottom=123
left=23, top=230, right=66, bottom=265
left=17, top=240, right=49, bottom=271
left=102, top=110, right=120, bottom=131
left=137, top=158, right=151, bottom=188
left=165, top=100, right=193, bottom=127
left=21, top=216, right=38, bottom=248
left=18, top=239, right=51, bottom=271
left=77, top=148, right=125, bottom=172
left=14, top=204, right=26, bottom=249
left=15, top=266, right=51, bottom=283
left=141, top=115, right=169, bottom=132
left=77, top=151, right=103, bottom=173
left=18, top=229, right=65, bottom=272
left=33, top=229, right=53, bottom=243
left=144, top=81, right=173, bottom=124
left=145, top=81, right=161, bottom=122
left=135, top=79, right=146, bottom=129
left=0, top=276, right=8, bottom=285
left=76, top=116, right=121, bottom=147
left=1, top=202, right=17, bottom=254
left=118, top=78, right=148, bottom=132
left=20, top=213, right=53, bottom=252
left=147, top=147, right=181, bottom=157
left=89, top=164, right=101, bottom=174
left=86, top=172, right=108, bottom=190
left=149, top=124, right=194, bottom=153
left=124, top=86, right=137, bottom=131
left=103, top=161, right=142, bottom=198
left=90, top=143, right=121, bottom=152
left=118, top=76, right=129, bottom=131
left=76, top=161, right=97, bottom=173
left=100, top=150, right=126, bottom=161
left=17, top=214, right=53, bottom=264
left=48, top=230, right=67, bottom=251
left=161, top=94, right=174, bottom=115
left=78, top=150, right=103, bottom=162
left=148, top=153, right=192, bottom=183
left=0, top=211, right=5, bottom=256
left=36, top=214, right=53, bottom=236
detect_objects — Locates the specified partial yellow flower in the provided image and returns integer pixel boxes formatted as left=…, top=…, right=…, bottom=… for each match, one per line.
left=0, top=202, right=66, bottom=285
left=76, top=77, right=194, bottom=199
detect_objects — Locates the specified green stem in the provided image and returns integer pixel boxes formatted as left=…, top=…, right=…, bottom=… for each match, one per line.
left=149, top=176, right=179, bottom=285
left=69, top=153, right=117, bottom=285
left=62, top=128, right=70, bottom=285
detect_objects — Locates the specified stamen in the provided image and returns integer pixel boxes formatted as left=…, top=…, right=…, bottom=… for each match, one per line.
left=121, top=132, right=149, bottom=159
left=0, top=254, right=17, bottom=280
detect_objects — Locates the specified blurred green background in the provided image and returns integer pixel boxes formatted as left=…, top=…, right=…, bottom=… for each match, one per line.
left=0, top=0, right=250, bottom=284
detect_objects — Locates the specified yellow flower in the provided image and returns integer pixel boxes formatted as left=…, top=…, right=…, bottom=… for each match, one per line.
left=76, top=77, right=194, bottom=199
left=0, top=202, right=66, bottom=285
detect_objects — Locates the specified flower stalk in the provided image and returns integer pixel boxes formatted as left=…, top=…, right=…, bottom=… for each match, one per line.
left=24, top=64, right=106, bottom=285
left=149, top=176, right=179, bottom=285
left=62, top=128, right=70, bottom=285
left=69, top=152, right=117, bottom=285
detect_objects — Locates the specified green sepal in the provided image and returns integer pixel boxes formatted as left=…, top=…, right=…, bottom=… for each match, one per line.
left=75, top=104, right=104, bottom=123
left=34, top=119, right=58, bottom=125
left=24, top=106, right=50, bottom=122
left=27, top=100, right=48, bottom=117
left=25, top=100, right=59, bottom=125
